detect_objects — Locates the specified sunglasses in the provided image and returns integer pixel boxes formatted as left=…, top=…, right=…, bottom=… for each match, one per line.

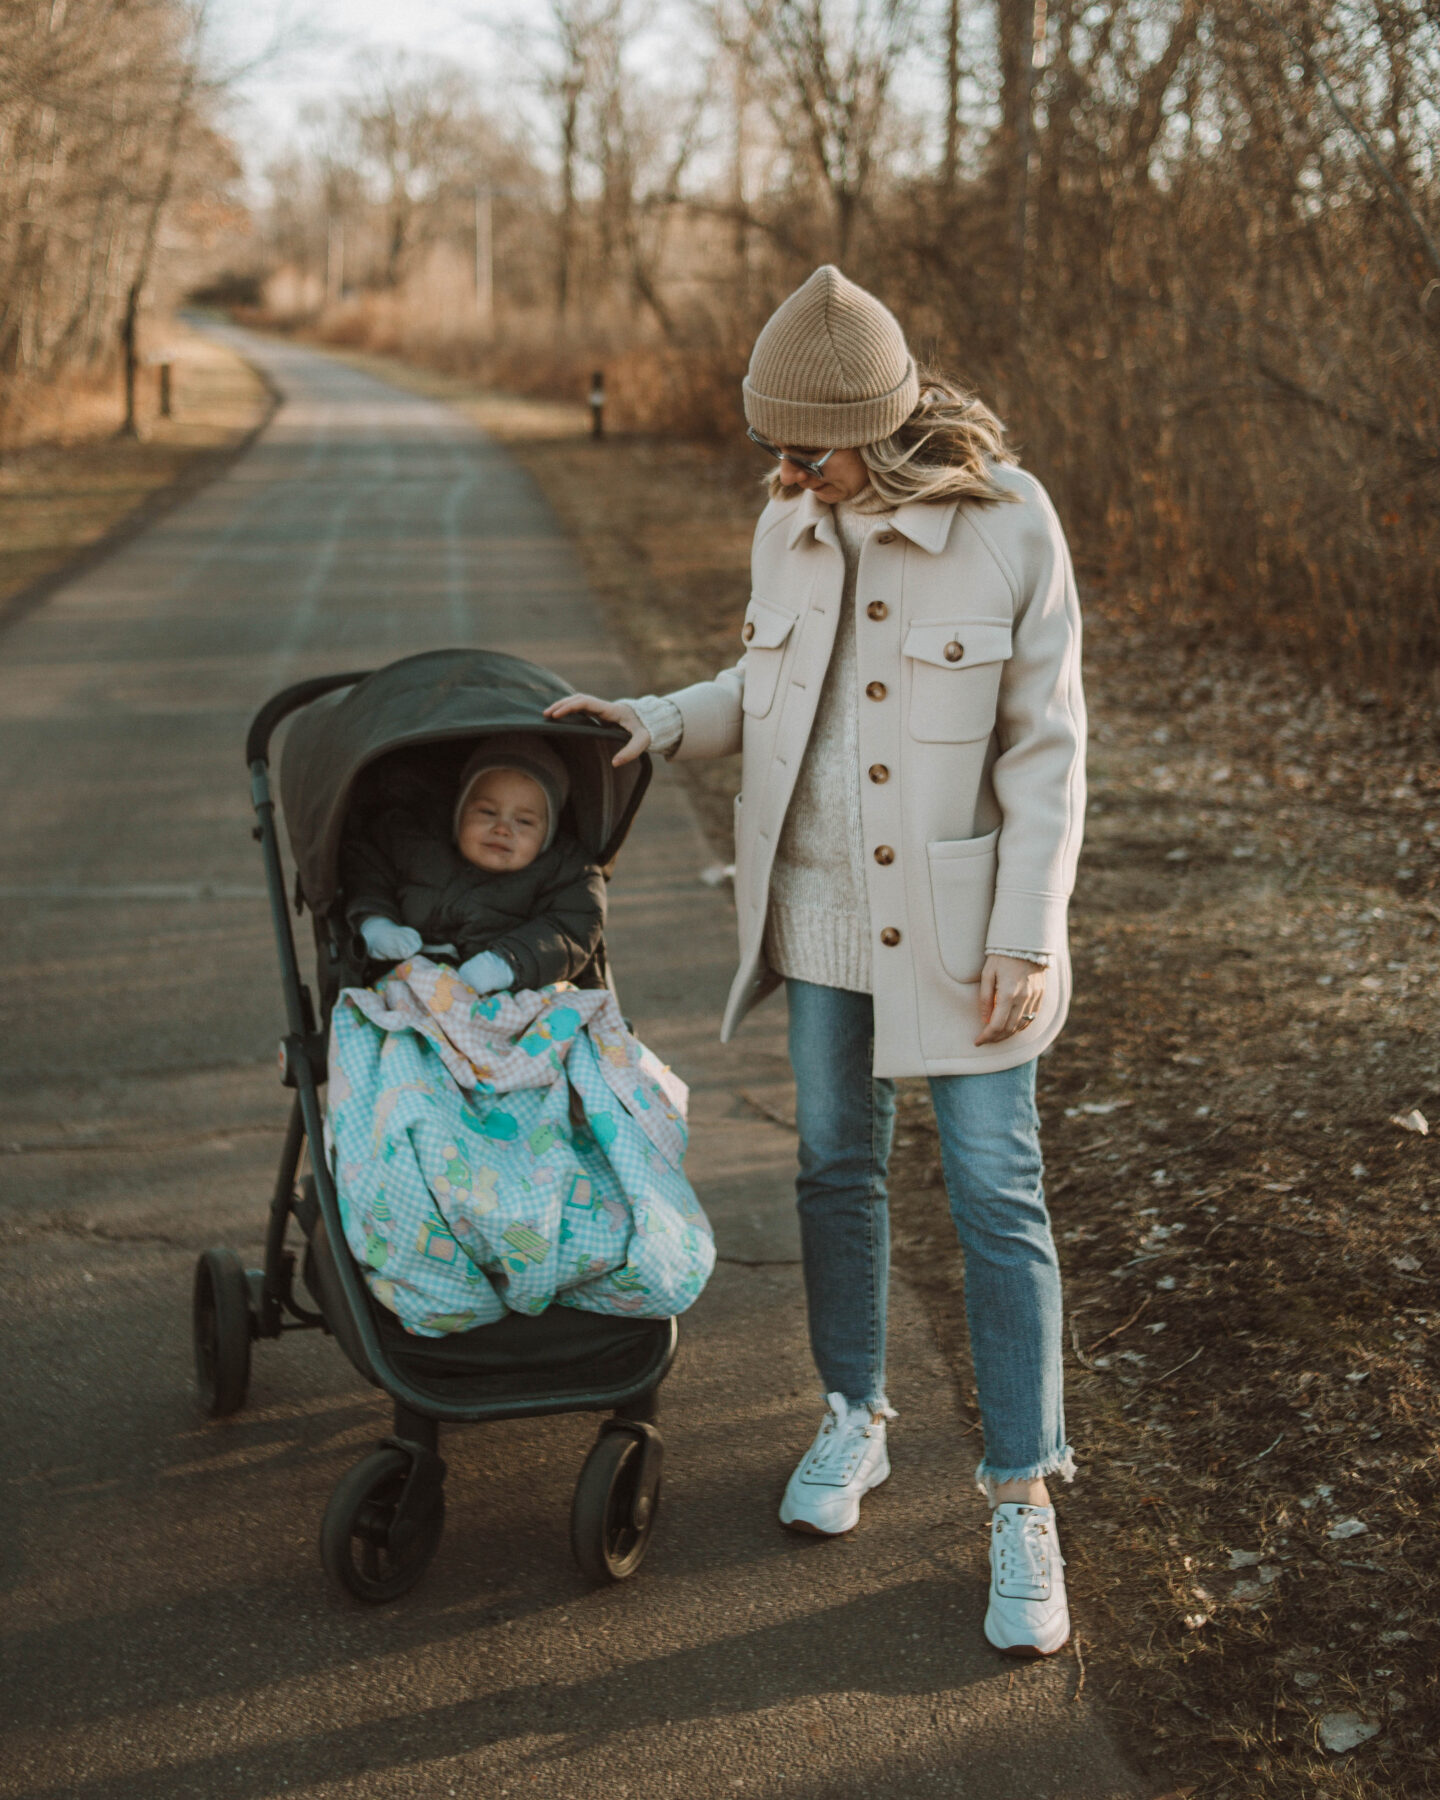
left=746, top=427, right=837, bottom=479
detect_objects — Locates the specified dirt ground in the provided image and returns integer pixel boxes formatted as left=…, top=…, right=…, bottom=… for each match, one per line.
left=115, top=338, right=1440, bottom=1798
left=0, top=319, right=273, bottom=618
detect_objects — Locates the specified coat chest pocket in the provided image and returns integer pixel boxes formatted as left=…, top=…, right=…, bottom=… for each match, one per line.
left=740, top=596, right=798, bottom=718
left=903, top=619, right=1012, bottom=743
left=927, top=828, right=1000, bottom=983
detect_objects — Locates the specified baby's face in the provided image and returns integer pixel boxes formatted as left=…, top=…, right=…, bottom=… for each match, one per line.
left=457, top=769, right=549, bottom=872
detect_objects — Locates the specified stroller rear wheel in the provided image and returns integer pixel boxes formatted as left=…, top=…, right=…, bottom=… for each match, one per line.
left=571, top=1424, right=662, bottom=1583
left=320, top=1446, right=446, bottom=1603
left=192, top=1248, right=255, bottom=1418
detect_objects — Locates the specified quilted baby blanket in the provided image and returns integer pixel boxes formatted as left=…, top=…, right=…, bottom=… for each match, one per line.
left=327, top=958, right=715, bottom=1336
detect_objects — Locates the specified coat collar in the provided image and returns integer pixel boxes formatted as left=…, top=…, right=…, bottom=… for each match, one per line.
left=784, top=487, right=958, bottom=555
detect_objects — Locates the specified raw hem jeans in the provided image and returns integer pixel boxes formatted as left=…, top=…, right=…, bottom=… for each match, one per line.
left=787, top=979, right=1074, bottom=1497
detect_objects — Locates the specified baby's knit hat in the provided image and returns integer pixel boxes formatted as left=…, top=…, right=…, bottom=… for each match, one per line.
left=743, top=266, right=919, bottom=450
left=454, top=735, right=571, bottom=852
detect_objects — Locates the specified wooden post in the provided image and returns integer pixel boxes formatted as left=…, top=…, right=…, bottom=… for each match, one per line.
left=588, top=370, right=605, bottom=440
left=158, top=362, right=173, bottom=418
left=474, top=184, right=494, bottom=329
left=119, top=282, right=140, bottom=438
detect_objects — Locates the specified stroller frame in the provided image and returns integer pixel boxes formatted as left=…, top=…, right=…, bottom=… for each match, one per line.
left=192, top=664, right=677, bottom=1603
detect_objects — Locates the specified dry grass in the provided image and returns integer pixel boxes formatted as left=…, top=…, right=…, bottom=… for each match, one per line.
left=318, top=344, right=1440, bottom=1795
left=888, top=635, right=1440, bottom=1798
left=0, top=321, right=272, bottom=616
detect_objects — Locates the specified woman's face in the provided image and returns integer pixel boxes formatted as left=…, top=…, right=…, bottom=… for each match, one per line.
left=778, top=444, right=870, bottom=505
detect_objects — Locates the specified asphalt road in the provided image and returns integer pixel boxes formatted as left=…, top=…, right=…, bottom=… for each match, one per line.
left=0, top=330, right=1144, bottom=1800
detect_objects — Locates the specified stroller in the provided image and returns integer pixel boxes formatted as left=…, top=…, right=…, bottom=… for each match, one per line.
left=192, top=648, right=677, bottom=1604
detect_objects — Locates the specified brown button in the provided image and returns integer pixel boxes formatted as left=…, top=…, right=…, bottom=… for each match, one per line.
left=874, top=845, right=895, bottom=865
left=865, top=680, right=887, bottom=701
left=879, top=926, right=901, bottom=947
left=943, top=640, right=964, bottom=663
left=868, top=763, right=889, bottom=783
left=876, top=530, right=899, bottom=545
left=741, top=621, right=755, bottom=642
left=866, top=601, right=888, bottom=621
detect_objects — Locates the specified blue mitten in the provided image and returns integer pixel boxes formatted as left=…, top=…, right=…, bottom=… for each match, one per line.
left=360, top=916, right=423, bottom=961
left=457, top=949, right=515, bottom=994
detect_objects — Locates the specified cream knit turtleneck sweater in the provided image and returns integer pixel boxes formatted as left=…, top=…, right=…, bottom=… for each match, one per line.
left=762, top=501, right=878, bottom=990
left=628, top=499, right=1048, bottom=994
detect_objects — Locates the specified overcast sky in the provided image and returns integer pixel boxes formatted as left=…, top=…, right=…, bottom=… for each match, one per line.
left=211, top=0, right=508, bottom=165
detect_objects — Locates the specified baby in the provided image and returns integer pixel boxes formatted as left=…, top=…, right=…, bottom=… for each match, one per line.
left=339, top=735, right=605, bottom=994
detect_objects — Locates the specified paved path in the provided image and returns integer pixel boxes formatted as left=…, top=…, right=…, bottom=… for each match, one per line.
left=0, top=330, right=1144, bottom=1800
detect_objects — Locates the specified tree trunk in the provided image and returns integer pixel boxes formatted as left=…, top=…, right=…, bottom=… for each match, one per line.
left=943, top=0, right=961, bottom=193
left=998, top=0, right=1041, bottom=328
left=557, top=83, right=580, bottom=320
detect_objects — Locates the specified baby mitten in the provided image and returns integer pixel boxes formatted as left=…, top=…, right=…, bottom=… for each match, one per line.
left=457, top=949, right=516, bottom=993
left=360, top=916, right=423, bottom=962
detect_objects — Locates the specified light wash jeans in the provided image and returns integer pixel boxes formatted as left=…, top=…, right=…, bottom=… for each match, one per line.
left=787, top=979, right=1075, bottom=1496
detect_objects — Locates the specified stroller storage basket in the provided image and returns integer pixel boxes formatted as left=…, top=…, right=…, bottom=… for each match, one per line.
left=193, top=649, right=676, bottom=1604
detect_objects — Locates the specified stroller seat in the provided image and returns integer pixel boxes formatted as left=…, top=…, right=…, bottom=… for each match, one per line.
left=191, top=649, right=677, bottom=1605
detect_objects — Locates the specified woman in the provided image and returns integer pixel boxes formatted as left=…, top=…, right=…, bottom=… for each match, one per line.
left=547, top=266, right=1085, bottom=1658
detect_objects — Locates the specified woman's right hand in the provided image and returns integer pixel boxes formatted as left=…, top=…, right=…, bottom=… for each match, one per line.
left=543, top=694, right=652, bottom=766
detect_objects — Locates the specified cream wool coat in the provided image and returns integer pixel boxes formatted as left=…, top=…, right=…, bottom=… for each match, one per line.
left=666, top=464, right=1087, bottom=1078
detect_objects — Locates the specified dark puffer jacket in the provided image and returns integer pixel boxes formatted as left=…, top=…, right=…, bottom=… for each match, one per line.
left=339, top=798, right=605, bottom=990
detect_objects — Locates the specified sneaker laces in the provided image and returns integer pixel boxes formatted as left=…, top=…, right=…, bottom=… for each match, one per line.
left=992, top=1505, right=1056, bottom=1600
left=800, top=1392, right=895, bottom=1485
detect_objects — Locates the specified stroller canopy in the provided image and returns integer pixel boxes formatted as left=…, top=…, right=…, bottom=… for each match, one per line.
left=278, top=649, right=650, bottom=914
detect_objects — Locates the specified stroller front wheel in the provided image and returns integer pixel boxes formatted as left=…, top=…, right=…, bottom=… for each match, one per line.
left=571, top=1424, right=662, bottom=1583
left=320, top=1447, right=446, bottom=1603
left=192, top=1248, right=254, bottom=1418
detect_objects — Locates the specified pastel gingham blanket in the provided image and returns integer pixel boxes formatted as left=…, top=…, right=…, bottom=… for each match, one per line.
left=327, top=958, right=714, bottom=1336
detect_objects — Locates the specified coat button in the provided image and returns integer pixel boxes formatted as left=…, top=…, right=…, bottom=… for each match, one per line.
left=865, top=680, right=887, bottom=701
left=866, top=600, right=888, bottom=621
left=742, top=621, right=755, bottom=642
left=943, top=640, right=964, bottom=662
left=879, top=926, right=901, bottom=946
left=874, top=845, right=895, bottom=865
left=868, top=763, right=889, bottom=783
left=876, top=530, right=899, bottom=545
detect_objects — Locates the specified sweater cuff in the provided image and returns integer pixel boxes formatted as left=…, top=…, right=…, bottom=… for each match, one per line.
left=985, top=889, right=1068, bottom=958
left=625, top=694, right=684, bottom=758
left=985, top=946, right=1054, bottom=968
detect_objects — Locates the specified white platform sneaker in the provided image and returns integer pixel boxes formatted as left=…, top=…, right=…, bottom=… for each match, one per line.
left=779, top=1392, right=892, bottom=1535
left=984, top=1502, right=1071, bottom=1657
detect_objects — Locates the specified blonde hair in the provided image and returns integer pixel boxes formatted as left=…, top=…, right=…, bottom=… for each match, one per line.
left=765, top=369, right=1019, bottom=508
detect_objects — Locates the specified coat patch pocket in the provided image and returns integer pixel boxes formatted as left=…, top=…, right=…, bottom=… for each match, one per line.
left=740, top=596, right=798, bottom=718
left=926, top=828, right=1000, bottom=984
left=904, top=618, right=1012, bottom=743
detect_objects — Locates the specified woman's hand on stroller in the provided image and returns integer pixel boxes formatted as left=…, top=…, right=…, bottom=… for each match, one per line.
left=457, top=949, right=516, bottom=994
left=360, top=916, right=423, bottom=962
left=543, top=694, right=651, bottom=766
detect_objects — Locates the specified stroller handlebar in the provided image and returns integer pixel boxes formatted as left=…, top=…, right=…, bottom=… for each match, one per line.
left=245, top=671, right=371, bottom=768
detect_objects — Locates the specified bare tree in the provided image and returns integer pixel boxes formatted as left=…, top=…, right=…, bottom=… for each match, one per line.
left=344, top=59, right=479, bottom=288
left=748, top=0, right=919, bottom=261
left=0, top=0, right=242, bottom=443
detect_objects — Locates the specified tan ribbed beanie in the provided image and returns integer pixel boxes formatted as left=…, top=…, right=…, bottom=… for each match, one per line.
left=743, top=266, right=919, bottom=449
